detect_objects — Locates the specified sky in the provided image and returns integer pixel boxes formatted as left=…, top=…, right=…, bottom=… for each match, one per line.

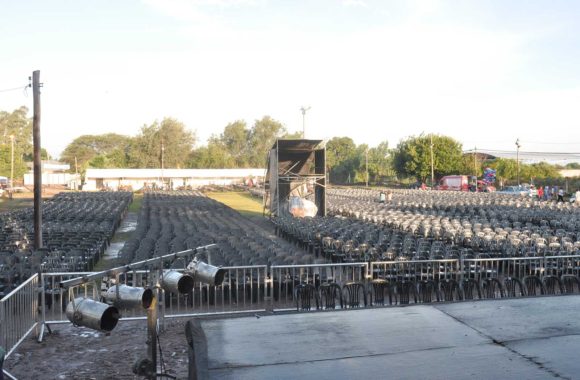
left=1, top=0, right=580, bottom=160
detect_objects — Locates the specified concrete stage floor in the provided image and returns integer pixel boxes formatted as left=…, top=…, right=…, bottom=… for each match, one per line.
left=195, top=295, right=580, bottom=379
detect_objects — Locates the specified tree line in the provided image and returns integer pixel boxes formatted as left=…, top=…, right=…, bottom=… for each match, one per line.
left=0, top=106, right=577, bottom=187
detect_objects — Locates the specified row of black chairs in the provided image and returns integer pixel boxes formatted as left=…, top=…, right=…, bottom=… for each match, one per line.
left=294, top=274, right=580, bottom=311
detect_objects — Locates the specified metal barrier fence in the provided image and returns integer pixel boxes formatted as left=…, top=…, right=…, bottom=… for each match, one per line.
left=270, top=263, right=369, bottom=310
left=0, top=274, right=39, bottom=357
left=370, top=259, right=460, bottom=282
left=3, top=256, right=580, bottom=369
left=39, top=265, right=269, bottom=326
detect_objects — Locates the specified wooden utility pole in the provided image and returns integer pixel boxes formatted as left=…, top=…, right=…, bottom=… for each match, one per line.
left=430, top=134, right=434, bottom=187
left=33, top=70, right=43, bottom=249
left=473, top=146, right=477, bottom=177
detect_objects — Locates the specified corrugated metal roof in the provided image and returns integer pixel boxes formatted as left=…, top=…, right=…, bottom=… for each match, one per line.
left=85, top=168, right=266, bottom=179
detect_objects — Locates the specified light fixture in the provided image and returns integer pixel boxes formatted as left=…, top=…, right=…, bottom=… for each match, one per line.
left=161, top=270, right=195, bottom=294
left=66, top=297, right=120, bottom=332
left=104, top=285, right=154, bottom=309
left=186, top=258, right=226, bottom=286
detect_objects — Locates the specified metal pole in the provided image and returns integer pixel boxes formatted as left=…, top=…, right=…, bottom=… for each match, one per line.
left=60, top=244, right=216, bottom=289
left=300, top=106, right=310, bottom=139
left=365, top=148, right=369, bottom=187
left=9, top=135, right=14, bottom=189
left=430, top=135, right=434, bottom=187
left=515, top=138, right=521, bottom=186
left=32, top=70, right=43, bottom=249
left=473, top=146, right=477, bottom=177
left=160, top=137, right=165, bottom=189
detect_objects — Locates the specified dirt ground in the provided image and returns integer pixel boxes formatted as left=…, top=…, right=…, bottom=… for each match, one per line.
left=5, top=318, right=191, bottom=380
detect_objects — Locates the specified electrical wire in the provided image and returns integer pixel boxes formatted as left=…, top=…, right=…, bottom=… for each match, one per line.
left=0, top=85, right=28, bottom=93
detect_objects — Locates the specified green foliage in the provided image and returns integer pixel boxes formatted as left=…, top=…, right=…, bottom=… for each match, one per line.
left=61, top=133, right=132, bottom=174
left=367, top=141, right=394, bottom=182
left=393, top=134, right=464, bottom=183
left=247, top=116, right=287, bottom=167
left=128, top=118, right=196, bottom=169
left=326, top=137, right=357, bottom=183
left=190, top=116, right=286, bottom=168
left=0, top=107, right=32, bottom=181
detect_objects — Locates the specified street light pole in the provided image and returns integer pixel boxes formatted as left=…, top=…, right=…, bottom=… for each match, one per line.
left=300, top=106, right=311, bottom=138
left=430, top=134, right=434, bottom=187
left=9, top=135, right=14, bottom=189
left=473, top=146, right=477, bottom=177
left=365, top=148, right=369, bottom=187
left=160, top=137, right=165, bottom=189
left=515, top=138, right=521, bottom=186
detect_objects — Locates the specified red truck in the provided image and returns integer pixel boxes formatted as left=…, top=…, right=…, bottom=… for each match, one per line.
left=437, top=175, right=495, bottom=192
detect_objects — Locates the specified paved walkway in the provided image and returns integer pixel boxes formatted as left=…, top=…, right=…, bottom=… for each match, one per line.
left=198, top=296, right=580, bottom=379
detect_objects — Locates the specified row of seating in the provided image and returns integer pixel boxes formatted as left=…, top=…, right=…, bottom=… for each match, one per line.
left=0, top=192, right=132, bottom=298
left=274, top=187, right=580, bottom=262
left=294, top=274, right=580, bottom=311
left=117, top=191, right=324, bottom=269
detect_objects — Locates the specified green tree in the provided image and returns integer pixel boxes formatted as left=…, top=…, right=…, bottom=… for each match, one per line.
left=220, top=121, right=250, bottom=167
left=247, top=116, right=287, bottom=167
left=188, top=143, right=233, bottom=168
left=392, top=134, right=464, bottom=184
left=61, top=133, right=132, bottom=174
left=128, top=118, right=196, bottom=168
left=326, top=137, right=357, bottom=183
left=0, top=107, right=32, bottom=182
left=367, top=141, right=394, bottom=183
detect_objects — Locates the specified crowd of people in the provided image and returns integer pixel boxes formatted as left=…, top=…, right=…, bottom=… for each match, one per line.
left=534, top=185, right=579, bottom=203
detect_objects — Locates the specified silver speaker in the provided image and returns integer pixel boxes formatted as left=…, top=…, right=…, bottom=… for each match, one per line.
left=187, top=260, right=226, bottom=286
left=66, top=297, right=120, bottom=332
left=104, top=285, right=154, bottom=309
left=161, top=270, right=194, bottom=294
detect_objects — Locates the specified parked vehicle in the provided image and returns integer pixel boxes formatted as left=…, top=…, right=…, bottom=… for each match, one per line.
left=436, top=175, right=494, bottom=192
left=436, top=175, right=473, bottom=191
left=497, top=186, right=526, bottom=196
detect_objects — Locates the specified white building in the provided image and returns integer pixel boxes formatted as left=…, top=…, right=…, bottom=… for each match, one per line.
left=24, top=160, right=81, bottom=189
left=83, top=168, right=265, bottom=191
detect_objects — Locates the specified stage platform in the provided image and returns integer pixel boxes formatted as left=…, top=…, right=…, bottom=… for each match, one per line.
left=193, top=295, right=580, bottom=379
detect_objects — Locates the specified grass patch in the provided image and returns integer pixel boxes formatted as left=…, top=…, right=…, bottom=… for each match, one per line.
left=0, top=197, right=34, bottom=212
left=128, top=193, right=143, bottom=213
left=206, top=191, right=264, bottom=218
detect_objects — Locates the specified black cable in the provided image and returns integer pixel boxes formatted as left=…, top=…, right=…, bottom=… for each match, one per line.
left=0, top=85, right=28, bottom=93
left=157, top=332, right=167, bottom=375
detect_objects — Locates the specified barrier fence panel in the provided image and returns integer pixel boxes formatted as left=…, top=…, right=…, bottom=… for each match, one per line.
left=543, top=255, right=580, bottom=278
left=41, top=266, right=269, bottom=326
left=270, top=263, right=369, bottom=310
left=370, top=260, right=460, bottom=282
left=0, top=273, right=39, bottom=357
left=162, top=266, right=268, bottom=317
left=41, top=272, right=101, bottom=324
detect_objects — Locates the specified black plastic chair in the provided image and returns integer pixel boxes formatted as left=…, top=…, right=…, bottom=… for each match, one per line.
left=417, top=279, right=440, bottom=303
left=542, top=275, right=563, bottom=295
left=319, top=283, right=343, bottom=310
left=561, top=275, right=580, bottom=294
left=460, top=278, right=482, bottom=300
left=367, top=279, right=392, bottom=306
left=342, top=282, right=367, bottom=308
left=294, top=283, right=319, bottom=311
left=438, top=279, right=462, bottom=301
left=394, top=281, right=418, bottom=305
left=522, top=275, right=546, bottom=296
left=504, top=277, right=525, bottom=297
left=481, top=278, right=504, bottom=299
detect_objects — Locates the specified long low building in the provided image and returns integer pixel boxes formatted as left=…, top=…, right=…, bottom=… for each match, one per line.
left=83, top=168, right=265, bottom=191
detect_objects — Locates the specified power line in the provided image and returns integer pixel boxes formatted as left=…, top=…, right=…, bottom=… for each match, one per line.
left=465, top=148, right=580, bottom=156
left=519, top=140, right=580, bottom=145
left=0, top=84, right=29, bottom=93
